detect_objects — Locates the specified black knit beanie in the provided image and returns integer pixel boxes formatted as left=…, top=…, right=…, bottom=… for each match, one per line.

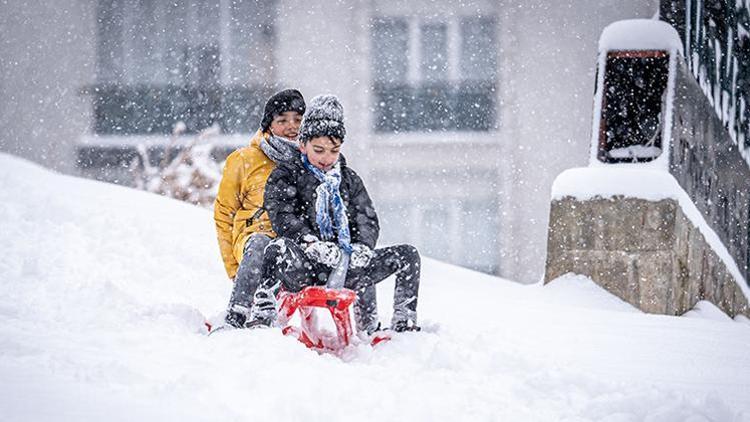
left=298, top=95, right=346, bottom=143
left=259, top=89, right=306, bottom=133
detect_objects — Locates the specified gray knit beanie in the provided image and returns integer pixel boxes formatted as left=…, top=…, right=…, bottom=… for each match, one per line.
left=298, top=95, right=346, bottom=143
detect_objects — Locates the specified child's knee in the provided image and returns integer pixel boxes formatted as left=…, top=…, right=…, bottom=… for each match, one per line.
left=398, top=244, right=420, bottom=265
left=264, top=237, right=291, bottom=257
left=260, top=238, right=291, bottom=271
left=248, top=233, right=272, bottom=246
left=243, top=234, right=273, bottom=260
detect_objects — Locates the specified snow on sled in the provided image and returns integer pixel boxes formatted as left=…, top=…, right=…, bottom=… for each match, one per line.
left=205, top=286, right=390, bottom=354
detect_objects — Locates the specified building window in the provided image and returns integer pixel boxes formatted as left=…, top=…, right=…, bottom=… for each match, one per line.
left=93, top=0, right=276, bottom=135
left=378, top=198, right=500, bottom=274
left=372, top=15, right=498, bottom=133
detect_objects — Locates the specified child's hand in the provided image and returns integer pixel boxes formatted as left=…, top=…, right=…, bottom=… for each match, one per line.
left=350, top=244, right=374, bottom=269
left=304, top=240, right=342, bottom=267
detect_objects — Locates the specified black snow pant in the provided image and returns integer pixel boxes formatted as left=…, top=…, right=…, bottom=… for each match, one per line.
left=260, top=238, right=421, bottom=332
left=227, top=233, right=273, bottom=311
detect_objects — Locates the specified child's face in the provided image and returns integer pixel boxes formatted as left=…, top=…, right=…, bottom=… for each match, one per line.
left=270, top=111, right=303, bottom=140
left=301, top=136, right=342, bottom=172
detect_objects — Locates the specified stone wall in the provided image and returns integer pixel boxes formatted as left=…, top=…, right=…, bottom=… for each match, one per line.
left=545, top=196, right=749, bottom=317
left=668, top=61, right=750, bottom=283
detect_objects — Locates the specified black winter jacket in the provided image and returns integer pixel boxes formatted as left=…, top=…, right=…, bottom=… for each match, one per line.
left=263, top=155, right=380, bottom=249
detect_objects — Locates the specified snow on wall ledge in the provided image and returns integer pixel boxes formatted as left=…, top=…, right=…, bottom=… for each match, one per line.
left=598, top=19, right=683, bottom=53
left=549, top=166, right=750, bottom=308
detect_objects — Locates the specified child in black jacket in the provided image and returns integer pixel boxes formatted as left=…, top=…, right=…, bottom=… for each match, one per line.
left=248, top=95, right=421, bottom=333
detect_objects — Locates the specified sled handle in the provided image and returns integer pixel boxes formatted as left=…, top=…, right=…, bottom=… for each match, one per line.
left=325, top=250, right=350, bottom=290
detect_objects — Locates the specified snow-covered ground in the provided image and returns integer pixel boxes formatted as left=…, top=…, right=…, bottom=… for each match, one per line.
left=1, top=152, right=749, bottom=421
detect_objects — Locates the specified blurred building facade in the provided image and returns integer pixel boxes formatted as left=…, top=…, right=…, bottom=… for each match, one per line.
left=0, top=0, right=657, bottom=282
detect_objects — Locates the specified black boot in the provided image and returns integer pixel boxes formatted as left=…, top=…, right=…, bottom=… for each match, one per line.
left=391, top=319, right=421, bottom=332
left=224, top=310, right=247, bottom=328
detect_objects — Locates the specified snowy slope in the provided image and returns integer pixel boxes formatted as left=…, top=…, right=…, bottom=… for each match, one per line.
left=1, top=152, right=749, bottom=421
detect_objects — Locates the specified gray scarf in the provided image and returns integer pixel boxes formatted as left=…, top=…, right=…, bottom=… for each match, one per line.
left=260, top=135, right=299, bottom=164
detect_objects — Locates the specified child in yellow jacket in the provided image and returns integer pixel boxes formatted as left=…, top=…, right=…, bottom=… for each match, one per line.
left=213, top=89, right=305, bottom=328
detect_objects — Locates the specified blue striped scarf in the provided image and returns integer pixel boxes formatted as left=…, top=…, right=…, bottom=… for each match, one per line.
left=301, top=154, right=352, bottom=254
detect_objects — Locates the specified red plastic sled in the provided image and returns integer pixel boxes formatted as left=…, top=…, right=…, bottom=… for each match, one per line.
left=278, top=286, right=389, bottom=353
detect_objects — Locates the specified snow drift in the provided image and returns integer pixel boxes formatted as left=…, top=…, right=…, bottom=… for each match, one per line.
left=1, top=152, right=749, bottom=421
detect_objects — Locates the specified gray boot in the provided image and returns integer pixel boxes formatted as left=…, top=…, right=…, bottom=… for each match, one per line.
left=391, top=297, right=419, bottom=332
left=246, top=285, right=279, bottom=328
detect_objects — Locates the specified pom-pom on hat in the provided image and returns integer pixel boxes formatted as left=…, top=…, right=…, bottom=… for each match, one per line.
left=298, top=94, right=346, bottom=143
left=260, top=89, right=306, bottom=133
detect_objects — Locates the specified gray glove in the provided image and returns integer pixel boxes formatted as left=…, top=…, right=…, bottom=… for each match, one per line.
left=303, top=236, right=342, bottom=267
left=349, top=243, right=374, bottom=269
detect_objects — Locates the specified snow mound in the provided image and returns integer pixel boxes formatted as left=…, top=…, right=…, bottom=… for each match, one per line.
left=2, top=152, right=750, bottom=421
left=539, top=273, right=640, bottom=313
left=683, top=301, right=734, bottom=322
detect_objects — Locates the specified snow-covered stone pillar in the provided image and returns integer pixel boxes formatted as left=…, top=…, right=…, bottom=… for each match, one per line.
left=544, top=19, right=750, bottom=318
left=589, top=19, right=680, bottom=166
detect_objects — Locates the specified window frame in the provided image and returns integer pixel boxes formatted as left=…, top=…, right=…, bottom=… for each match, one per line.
left=371, top=14, right=499, bottom=134
left=92, top=0, right=276, bottom=135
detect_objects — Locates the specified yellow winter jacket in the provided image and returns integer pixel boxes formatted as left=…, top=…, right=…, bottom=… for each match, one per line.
left=214, top=130, right=277, bottom=278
